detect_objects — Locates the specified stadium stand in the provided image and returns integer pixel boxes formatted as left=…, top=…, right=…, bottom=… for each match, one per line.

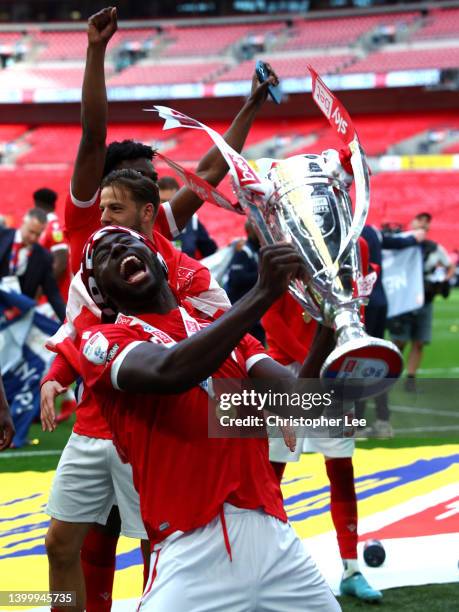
left=412, top=8, right=459, bottom=41
left=107, top=61, right=227, bottom=86
left=217, top=53, right=355, bottom=81
left=279, top=13, right=418, bottom=51
left=344, top=45, right=459, bottom=73
left=0, top=125, right=28, bottom=142
left=0, top=66, right=87, bottom=89
left=368, top=171, right=459, bottom=253
left=164, top=22, right=283, bottom=57
left=2, top=110, right=458, bottom=252
left=3, top=9, right=459, bottom=93
left=33, top=31, right=88, bottom=60
left=10, top=112, right=459, bottom=165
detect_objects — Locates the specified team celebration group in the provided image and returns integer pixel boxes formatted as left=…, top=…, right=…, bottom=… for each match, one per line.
left=3, top=6, right=454, bottom=612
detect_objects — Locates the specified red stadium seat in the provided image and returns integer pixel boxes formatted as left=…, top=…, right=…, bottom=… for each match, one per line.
left=411, top=8, right=459, bottom=41
left=344, top=46, right=459, bottom=73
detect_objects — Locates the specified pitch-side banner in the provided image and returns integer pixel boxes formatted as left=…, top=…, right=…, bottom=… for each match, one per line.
left=382, top=246, right=424, bottom=318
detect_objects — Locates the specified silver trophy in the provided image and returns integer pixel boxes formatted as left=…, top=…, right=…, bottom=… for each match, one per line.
left=233, top=145, right=402, bottom=399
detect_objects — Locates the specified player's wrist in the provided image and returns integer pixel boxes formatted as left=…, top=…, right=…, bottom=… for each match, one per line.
left=87, top=40, right=108, bottom=54
left=250, top=282, right=278, bottom=310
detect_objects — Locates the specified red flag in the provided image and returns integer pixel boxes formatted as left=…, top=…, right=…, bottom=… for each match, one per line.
left=156, top=152, right=244, bottom=214
left=308, top=65, right=356, bottom=146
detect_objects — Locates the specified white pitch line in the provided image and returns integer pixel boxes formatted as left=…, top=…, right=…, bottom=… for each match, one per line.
left=391, top=405, right=459, bottom=418
left=417, top=366, right=459, bottom=374
left=0, top=449, right=61, bottom=459
left=394, top=425, right=459, bottom=433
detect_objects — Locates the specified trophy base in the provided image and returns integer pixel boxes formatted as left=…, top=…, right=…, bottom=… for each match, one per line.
left=320, top=337, right=403, bottom=400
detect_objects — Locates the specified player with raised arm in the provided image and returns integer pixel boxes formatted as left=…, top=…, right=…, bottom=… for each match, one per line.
left=74, top=221, right=340, bottom=612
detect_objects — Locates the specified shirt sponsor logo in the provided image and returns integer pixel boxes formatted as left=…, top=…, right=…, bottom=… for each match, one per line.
left=106, top=343, right=120, bottom=364
left=312, top=79, right=333, bottom=119
left=150, top=329, right=174, bottom=344
left=117, top=314, right=134, bottom=325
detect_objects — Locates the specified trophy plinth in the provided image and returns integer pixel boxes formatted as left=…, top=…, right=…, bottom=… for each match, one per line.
left=320, top=308, right=403, bottom=399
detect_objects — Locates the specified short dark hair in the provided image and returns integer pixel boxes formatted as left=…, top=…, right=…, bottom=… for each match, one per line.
left=103, top=140, right=158, bottom=180
left=101, top=169, right=160, bottom=210
left=25, top=207, right=48, bottom=224
left=33, top=187, right=57, bottom=212
left=157, top=176, right=180, bottom=191
left=415, top=212, right=432, bottom=222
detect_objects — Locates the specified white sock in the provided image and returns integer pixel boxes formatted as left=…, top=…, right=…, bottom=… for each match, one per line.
left=342, top=558, right=360, bottom=579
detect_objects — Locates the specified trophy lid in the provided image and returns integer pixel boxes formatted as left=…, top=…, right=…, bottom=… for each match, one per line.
left=255, top=151, right=353, bottom=191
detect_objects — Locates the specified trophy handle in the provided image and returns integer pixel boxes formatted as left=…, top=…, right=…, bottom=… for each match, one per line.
left=333, top=138, right=370, bottom=269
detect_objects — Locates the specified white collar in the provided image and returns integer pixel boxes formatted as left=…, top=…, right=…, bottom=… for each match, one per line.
left=14, top=229, right=23, bottom=244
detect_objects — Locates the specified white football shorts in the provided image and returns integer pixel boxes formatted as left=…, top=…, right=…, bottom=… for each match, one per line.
left=269, top=362, right=355, bottom=462
left=47, top=432, right=147, bottom=539
left=138, top=504, right=340, bottom=612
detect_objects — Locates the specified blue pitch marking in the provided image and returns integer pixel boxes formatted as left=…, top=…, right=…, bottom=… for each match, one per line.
left=115, top=546, right=143, bottom=571
left=284, top=454, right=459, bottom=521
left=0, top=493, right=41, bottom=507
left=1, top=454, right=458, bottom=569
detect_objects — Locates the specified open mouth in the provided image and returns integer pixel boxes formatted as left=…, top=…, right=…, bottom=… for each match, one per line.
left=119, top=255, right=148, bottom=285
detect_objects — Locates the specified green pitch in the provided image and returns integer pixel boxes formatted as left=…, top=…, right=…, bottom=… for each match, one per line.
left=338, top=583, right=459, bottom=611
left=409, top=288, right=459, bottom=378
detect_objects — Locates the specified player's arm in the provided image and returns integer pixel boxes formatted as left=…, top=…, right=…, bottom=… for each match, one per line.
left=381, top=232, right=421, bottom=250
left=52, top=248, right=69, bottom=281
left=170, top=66, right=279, bottom=230
left=0, top=374, right=14, bottom=450
left=72, top=7, right=118, bottom=202
left=115, top=245, right=305, bottom=394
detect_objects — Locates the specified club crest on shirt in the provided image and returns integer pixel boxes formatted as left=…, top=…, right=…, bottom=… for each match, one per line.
left=52, top=230, right=64, bottom=243
left=177, top=266, right=195, bottom=291
left=83, top=331, right=109, bottom=365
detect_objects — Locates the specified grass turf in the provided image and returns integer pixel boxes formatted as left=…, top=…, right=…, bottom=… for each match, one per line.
left=407, top=288, right=459, bottom=378
left=338, top=582, right=459, bottom=611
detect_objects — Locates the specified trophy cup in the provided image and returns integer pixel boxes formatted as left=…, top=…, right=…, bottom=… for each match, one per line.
left=149, top=68, right=403, bottom=399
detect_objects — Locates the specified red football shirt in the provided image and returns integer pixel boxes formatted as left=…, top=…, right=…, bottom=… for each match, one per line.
left=262, top=292, right=317, bottom=365
left=40, top=213, right=72, bottom=300
left=79, top=309, right=286, bottom=547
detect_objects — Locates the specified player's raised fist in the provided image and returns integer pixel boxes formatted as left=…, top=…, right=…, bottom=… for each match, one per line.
left=256, top=243, right=307, bottom=300
left=88, top=6, right=118, bottom=45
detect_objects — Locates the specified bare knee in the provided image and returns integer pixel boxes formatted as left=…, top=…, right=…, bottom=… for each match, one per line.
left=46, top=521, right=87, bottom=568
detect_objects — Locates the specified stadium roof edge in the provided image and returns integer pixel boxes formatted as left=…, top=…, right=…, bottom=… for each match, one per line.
left=1, top=1, right=459, bottom=33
